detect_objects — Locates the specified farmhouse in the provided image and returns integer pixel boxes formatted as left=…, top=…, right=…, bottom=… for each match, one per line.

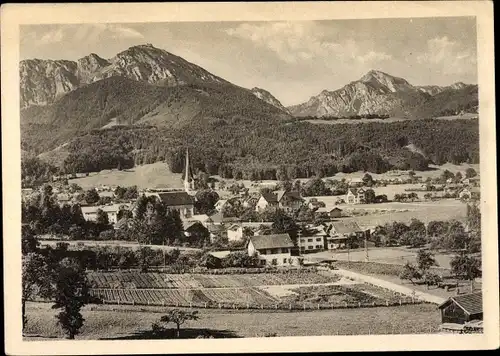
left=207, top=224, right=227, bottom=242
left=247, top=233, right=297, bottom=266
left=438, top=292, right=482, bottom=332
left=145, top=191, right=195, bottom=219
left=227, top=224, right=244, bottom=242
left=255, top=190, right=303, bottom=212
left=348, top=178, right=363, bottom=187
left=345, top=188, right=366, bottom=205
left=81, top=203, right=132, bottom=224
left=326, top=221, right=364, bottom=250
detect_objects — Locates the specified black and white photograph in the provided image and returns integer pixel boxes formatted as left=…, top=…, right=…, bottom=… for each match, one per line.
left=2, top=2, right=498, bottom=354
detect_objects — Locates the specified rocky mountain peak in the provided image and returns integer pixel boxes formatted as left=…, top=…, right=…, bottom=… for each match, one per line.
left=20, top=43, right=228, bottom=108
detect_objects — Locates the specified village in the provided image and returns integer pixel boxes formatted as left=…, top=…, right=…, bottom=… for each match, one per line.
left=21, top=148, right=483, bottom=337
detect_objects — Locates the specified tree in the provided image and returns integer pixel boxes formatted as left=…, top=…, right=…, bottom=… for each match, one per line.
left=416, top=249, right=438, bottom=273
left=450, top=251, right=481, bottom=292
left=124, top=186, right=138, bottom=200
left=22, top=224, right=39, bottom=255
left=362, top=173, right=374, bottom=187
left=454, top=171, right=463, bottom=183
left=84, top=189, right=100, bottom=205
left=441, top=169, right=455, bottom=181
left=22, top=253, right=53, bottom=332
left=427, top=220, right=449, bottom=238
left=408, top=192, right=418, bottom=202
left=156, top=309, right=200, bottom=338
left=95, top=209, right=109, bottom=226
left=135, top=247, right=155, bottom=272
left=465, top=167, right=477, bottom=178
left=364, top=189, right=376, bottom=204
left=114, top=186, right=127, bottom=200
left=52, top=258, right=96, bottom=339
left=408, top=170, right=416, bottom=178
left=399, top=262, right=422, bottom=285
left=194, top=190, right=220, bottom=215
left=423, top=272, right=443, bottom=289
left=423, top=193, right=432, bottom=201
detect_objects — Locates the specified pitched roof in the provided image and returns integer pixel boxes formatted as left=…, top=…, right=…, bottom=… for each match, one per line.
left=208, top=224, right=226, bottom=233
left=261, top=192, right=278, bottom=203
left=81, top=203, right=130, bottom=214
left=156, top=192, right=194, bottom=206
left=209, top=211, right=224, bottom=223
left=330, top=221, right=363, bottom=234
left=438, top=292, right=482, bottom=315
left=191, top=214, right=211, bottom=223
left=249, top=233, right=294, bottom=250
left=275, top=190, right=286, bottom=202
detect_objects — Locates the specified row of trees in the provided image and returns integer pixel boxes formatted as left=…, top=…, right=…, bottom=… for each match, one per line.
left=371, top=203, right=481, bottom=252
left=399, top=248, right=481, bottom=292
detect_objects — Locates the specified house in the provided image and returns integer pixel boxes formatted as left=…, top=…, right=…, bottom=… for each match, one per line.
left=189, top=214, right=213, bottom=227
left=345, top=188, right=366, bottom=205
left=247, top=233, right=298, bottom=266
left=308, top=200, right=324, bottom=210
left=227, top=224, right=244, bottom=242
left=255, top=192, right=279, bottom=212
left=214, top=199, right=229, bottom=212
left=438, top=292, right=482, bottom=331
left=316, top=207, right=343, bottom=219
left=81, top=203, right=132, bottom=224
left=207, top=224, right=227, bottom=242
left=145, top=191, right=195, bottom=219
left=348, top=178, right=363, bottom=187
left=255, top=190, right=303, bottom=212
left=56, top=193, right=72, bottom=206
left=326, top=221, right=364, bottom=250
left=299, top=226, right=327, bottom=253
left=458, top=187, right=480, bottom=200
left=98, top=190, right=115, bottom=199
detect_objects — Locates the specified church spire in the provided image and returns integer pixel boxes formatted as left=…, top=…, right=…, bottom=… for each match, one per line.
left=184, top=147, right=194, bottom=193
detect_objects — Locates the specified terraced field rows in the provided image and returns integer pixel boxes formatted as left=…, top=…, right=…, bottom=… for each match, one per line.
left=86, top=271, right=341, bottom=289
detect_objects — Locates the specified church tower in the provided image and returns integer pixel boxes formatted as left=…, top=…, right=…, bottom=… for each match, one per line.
left=184, top=147, right=195, bottom=193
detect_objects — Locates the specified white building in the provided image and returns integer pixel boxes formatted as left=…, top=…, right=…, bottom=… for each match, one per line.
left=247, top=233, right=298, bottom=266
left=227, top=224, right=244, bottom=242
left=81, top=203, right=131, bottom=224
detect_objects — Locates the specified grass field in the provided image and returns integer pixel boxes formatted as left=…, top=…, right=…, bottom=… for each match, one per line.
left=24, top=301, right=440, bottom=339
left=307, top=198, right=467, bottom=229
left=69, top=161, right=183, bottom=189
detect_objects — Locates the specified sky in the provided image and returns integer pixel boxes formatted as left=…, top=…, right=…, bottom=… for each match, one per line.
left=20, top=17, right=477, bottom=106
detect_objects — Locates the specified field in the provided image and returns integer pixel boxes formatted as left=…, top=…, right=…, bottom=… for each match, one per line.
left=304, top=117, right=409, bottom=125
left=24, top=302, right=440, bottom=339
left=69, top=161, right=183, bottom=189
left=86, top=271, right=341, bottom=289
left=307, top=198, right=467, bottom=230
left=83, top=270, right=421, bottom=309
left=310, top=247, right=455, bottom=269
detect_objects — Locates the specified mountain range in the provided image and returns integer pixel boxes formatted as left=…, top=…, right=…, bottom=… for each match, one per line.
left=287, top=70, right=477, bottom=117
left=20, top=44, right=478, bottom=162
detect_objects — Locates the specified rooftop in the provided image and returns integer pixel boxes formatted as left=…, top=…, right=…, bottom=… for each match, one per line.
left=330, top=221, right=363, bottom=234
left=155, top=192, right=194, bottom=206
left=249, top=233, right=294, bottom=250
left=438, top=292, right=482, bottom=315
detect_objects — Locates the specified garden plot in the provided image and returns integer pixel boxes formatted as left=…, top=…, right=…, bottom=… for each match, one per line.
left=87, top=271, right=341, bottom=289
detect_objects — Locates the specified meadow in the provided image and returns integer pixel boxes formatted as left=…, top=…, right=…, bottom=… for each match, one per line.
left=24, top=302, right=440, bottom=339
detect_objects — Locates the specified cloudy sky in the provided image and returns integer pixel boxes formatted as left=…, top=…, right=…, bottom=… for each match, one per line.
left=20, top=17, right=477, bottom=106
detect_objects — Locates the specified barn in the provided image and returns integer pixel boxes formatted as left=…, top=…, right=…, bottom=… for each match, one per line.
left=438, top=292, right=482, bottom=325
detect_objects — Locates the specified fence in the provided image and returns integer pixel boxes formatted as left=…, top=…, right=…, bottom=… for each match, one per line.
left=88, top=288, right=422, bottom=311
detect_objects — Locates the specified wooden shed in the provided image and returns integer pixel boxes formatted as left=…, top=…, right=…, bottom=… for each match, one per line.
left=438, top=292, right=482, bottom=325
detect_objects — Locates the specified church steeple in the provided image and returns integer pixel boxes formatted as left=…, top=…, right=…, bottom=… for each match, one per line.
left=184, top=147, right=194, bottom=193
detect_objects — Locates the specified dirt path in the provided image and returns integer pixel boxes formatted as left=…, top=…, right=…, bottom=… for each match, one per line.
left=330, top=268, right=447, bottom=304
